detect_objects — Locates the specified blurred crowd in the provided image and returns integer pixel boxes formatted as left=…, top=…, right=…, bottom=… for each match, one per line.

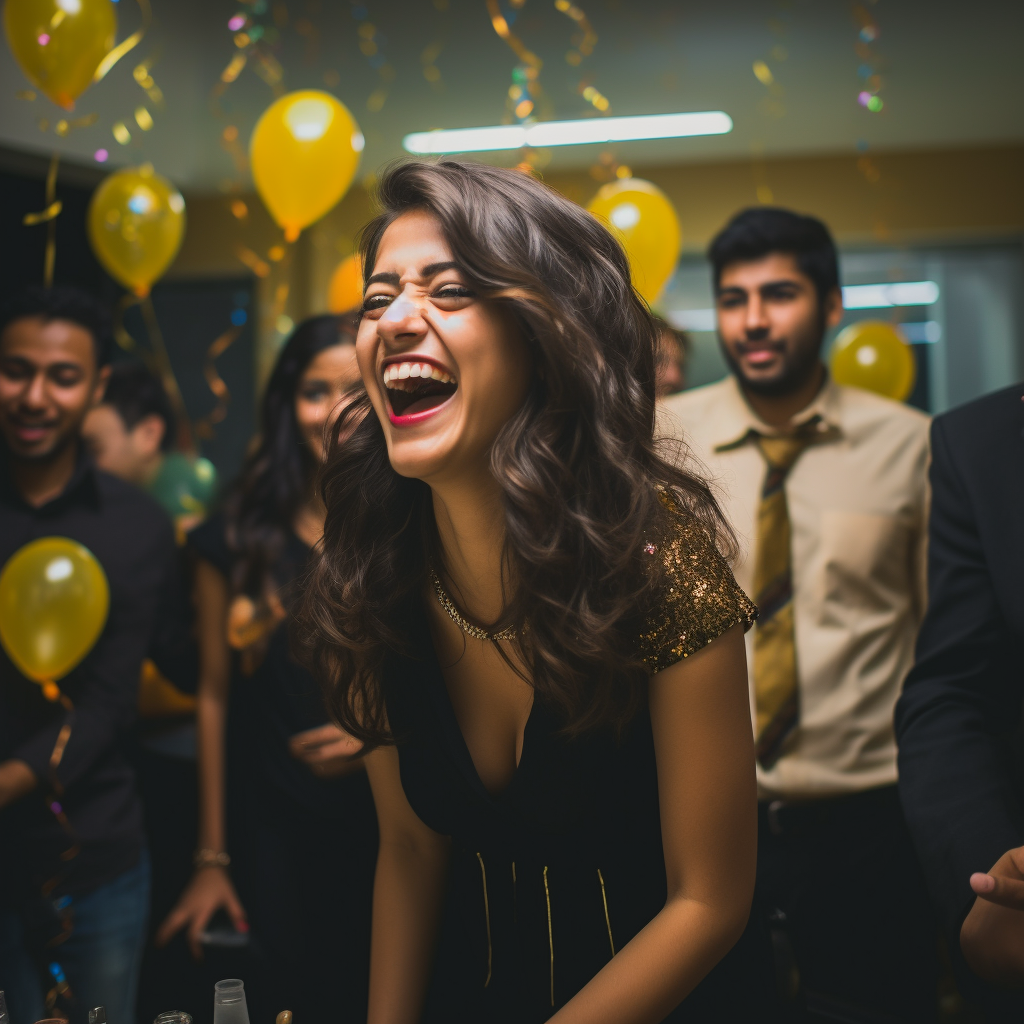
left=0, top=202, right=1021, bottom=1024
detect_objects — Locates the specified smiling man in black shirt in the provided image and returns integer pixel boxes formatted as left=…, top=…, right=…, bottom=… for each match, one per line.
left=0, top=288, right=182, bottom=1024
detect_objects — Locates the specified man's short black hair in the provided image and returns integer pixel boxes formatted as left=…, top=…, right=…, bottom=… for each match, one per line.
left=102, top=361, right=177, bottom=453
left=0, top=286, right=114, bottom=367
left=708, top=207, right=840, bottom=304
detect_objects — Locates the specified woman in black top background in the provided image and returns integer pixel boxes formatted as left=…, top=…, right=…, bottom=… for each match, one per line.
left=158, top=314, right=378, bottom=1023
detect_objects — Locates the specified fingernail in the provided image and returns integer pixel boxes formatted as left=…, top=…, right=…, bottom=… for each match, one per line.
left=971, top=872, right=995, bottom=892
left=238, top=920, right=250, bottom=932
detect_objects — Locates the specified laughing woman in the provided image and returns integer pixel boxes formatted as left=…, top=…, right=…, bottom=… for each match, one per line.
left=298, top=162, right=761, bottom=1024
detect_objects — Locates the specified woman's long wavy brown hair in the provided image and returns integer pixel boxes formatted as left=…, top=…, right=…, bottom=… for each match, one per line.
left=296, top=159, right=729, bottom=744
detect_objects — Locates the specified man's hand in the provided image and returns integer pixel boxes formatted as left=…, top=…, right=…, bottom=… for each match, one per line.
left=288, top=723, right=364, bottom=779
left=0, top=759, right=37, bottom=809
left=961, top=846, right=1024, bottom=987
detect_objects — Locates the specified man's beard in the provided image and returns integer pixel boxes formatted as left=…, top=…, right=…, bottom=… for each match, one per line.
left=719, top=312, right=827, bottom=397
left=3, top=422, right=77, bottom=463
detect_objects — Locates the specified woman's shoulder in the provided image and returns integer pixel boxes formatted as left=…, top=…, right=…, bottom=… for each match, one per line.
left=637, top=492, right=757, bottom=674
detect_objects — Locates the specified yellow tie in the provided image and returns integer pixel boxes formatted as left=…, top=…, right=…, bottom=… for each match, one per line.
left=750, top=420, right=827, bottom=768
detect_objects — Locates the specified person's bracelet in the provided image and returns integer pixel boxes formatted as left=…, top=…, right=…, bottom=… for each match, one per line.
left=193, top=848, right=231, bottom=869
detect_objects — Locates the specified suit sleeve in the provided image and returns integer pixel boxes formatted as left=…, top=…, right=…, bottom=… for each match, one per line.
left=895, top=416, right=1024, bottom=942
left=12, top=522, right=179, bottom=790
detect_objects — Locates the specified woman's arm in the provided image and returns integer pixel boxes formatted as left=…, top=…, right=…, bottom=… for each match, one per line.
left=365, top=744, right=451, bottom=1024
left=156, top=558, right=248, bottom=957
left=553, top=623, right=756, bottom=1024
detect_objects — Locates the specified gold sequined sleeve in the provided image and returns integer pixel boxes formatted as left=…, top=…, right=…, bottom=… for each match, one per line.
left=638, top=513, right=757, bottom=674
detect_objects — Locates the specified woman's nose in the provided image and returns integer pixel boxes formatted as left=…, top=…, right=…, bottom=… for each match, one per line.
left=377, top=291, right=428, bottom=343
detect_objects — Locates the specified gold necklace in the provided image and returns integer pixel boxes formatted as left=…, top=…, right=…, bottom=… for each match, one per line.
left=429, top=567, right=517, bottom=642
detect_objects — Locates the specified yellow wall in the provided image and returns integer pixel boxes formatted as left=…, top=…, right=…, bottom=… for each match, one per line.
left=168, top=143, right=1024, bottom=382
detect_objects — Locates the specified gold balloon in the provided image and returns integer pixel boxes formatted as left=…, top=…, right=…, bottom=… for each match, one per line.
left=0, top=537, right=110, bottom=688
left=3, top=0, right=116, bottom=111
left=830, top=320, right=916, bottom=402
left=87, top=164, right=186, bottom=296
left=250, top=90, right=363, bottom=242
left=587, top=178, right=682, bottom=306
left=328, top=253, right=363, bottom=313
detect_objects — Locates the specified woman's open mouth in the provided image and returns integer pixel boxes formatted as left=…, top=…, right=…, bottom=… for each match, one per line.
left=382, top=359, right=458, bottom=424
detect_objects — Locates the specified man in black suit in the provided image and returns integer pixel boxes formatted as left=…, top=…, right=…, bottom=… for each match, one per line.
left=896, top=382, right=1024, bottom=1015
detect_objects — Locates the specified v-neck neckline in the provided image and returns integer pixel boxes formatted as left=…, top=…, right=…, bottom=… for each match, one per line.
left=414, top=603, right=537, bottom=803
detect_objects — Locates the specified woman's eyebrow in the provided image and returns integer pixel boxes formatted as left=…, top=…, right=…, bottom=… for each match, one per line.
left=420, top=260, right=462, bottom=277
left=364, top=261, right=462, bottom=288
left=365, top=270, right=400, bottom=287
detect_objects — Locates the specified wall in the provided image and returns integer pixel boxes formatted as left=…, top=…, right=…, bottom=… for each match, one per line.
left=167, top=143, right=1024, bottom=382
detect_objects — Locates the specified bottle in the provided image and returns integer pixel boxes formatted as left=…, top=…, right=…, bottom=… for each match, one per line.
left=88, top=1010, right=107, bottom=1024
left=213, top=979, right=250, bottom=1024
left=0, top=990, right=9, bottom=1024
left=154, top=1013, right=193, bottom=1024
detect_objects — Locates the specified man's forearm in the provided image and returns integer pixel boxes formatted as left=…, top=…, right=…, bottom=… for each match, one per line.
left=0, top=759, right=37, bottom=808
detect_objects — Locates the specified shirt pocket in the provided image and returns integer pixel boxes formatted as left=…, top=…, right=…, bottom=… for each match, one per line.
left=815, top=510, right=912, bottom=622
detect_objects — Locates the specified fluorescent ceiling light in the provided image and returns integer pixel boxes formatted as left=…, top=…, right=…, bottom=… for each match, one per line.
left=668, top=308, right=716, bottom=332
left=403, top=111, right=733, bottom=155
left=898, top=321, right=942, bottom=344
left=842, top=281, right=940, bottom=309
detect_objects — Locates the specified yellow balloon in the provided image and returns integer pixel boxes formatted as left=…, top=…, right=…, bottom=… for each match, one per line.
left=830, top=320, right=916, bottom=402
left=0, top=537, right=110, bottom=686
left=587, top=178, right=681, bottom=306
left=250, top=90, right=362, bottom=242
left=328, top=253, right=363, bottom=313
left=87, top=164, right=186, bottom=296
left=3, top=0, right=115, bottom=111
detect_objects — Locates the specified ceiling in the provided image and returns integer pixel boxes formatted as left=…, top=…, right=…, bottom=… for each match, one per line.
left=0, top=0, right=1021, bottom=193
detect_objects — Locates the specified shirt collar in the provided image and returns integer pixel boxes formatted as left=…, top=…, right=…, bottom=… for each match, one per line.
left=712, top=372, right=843, bottom=452
left=0, top=442, right=101, bottom=514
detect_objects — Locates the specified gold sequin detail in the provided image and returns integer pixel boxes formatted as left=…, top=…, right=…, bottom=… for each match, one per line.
left=637, top=498, right=757, bottom=674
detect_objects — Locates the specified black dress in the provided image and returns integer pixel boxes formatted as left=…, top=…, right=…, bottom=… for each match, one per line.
left=189, top=515, right=379, bottom=1023
left=382, top=514, right=769, bottom=1023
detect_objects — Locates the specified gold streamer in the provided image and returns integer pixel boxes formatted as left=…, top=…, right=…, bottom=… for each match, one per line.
left=555, top=0, right=597, bottom=60
left=140, top=295, right=195, bottom=454
left=486, top=0, right=542, bottom=73
left=194, top=325, right=242, bottom=440
left=22, top=154, right=61, bottom=286
left=114, top=294, right=195, bottom=453
left=94, top=0, right=152, bottom=83
left=22, top=200, right=62, bottom=226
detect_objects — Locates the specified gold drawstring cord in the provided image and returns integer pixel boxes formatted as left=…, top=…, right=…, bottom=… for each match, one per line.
left=543, top=865, right=554, bottom=1007
left=512, top=860, right=517, bottom=923
left=476, top=852, right=492, bottom=988
left=597, top=868, right=615, bottom=957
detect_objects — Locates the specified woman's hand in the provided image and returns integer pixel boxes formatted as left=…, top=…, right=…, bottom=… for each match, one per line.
left=289, top=723, right=365, bottom=778
left=155, top=866, right=249, bottom=959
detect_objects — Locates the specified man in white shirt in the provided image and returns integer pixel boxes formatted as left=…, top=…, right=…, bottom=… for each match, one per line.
left=660, top=208, right=936, bottom=1021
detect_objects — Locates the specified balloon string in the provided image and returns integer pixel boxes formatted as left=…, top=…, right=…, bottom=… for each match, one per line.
left=140, top=295, right=196, bottom=455
left=94, top=0, right=152, bottom=83
left=22, top=153, right=61, bottom=287
left=194, top=324, right=242, bottom=440
left=113, top=291, right=143, bottom=354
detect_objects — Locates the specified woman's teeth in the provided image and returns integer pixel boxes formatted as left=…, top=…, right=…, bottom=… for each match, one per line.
left=383, top=362, right=455, bottom=389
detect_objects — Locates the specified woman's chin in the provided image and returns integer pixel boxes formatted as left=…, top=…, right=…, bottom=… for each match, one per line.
left=386, top=438, right=457, bottom=483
